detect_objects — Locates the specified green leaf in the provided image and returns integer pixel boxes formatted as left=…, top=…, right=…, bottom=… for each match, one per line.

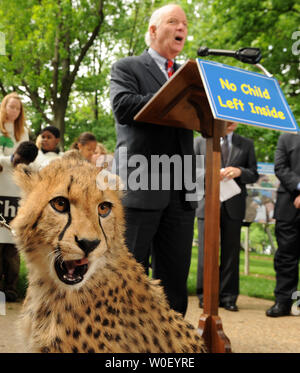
left=0, top=135, right=14, bottom=148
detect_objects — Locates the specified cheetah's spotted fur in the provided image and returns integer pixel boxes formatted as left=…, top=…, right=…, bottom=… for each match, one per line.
left=12, top=156, right=206, bottom=353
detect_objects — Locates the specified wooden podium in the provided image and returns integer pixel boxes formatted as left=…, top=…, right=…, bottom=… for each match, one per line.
left=135, top=59, right=231, bottom=353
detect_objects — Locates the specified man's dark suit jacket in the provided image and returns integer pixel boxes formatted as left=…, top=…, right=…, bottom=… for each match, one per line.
left=194, top=133, right=258, bottom=220
left=110, top=50, right=196, bottom=210
left=274, top=133, right=300, bottom=223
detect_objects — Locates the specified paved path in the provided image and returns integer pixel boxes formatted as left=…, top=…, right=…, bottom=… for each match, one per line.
left=185, top=295, right=300, bottom=353
left=0, top=301, right=25, bottom=353
left=1, top=295, right=300, bottom=353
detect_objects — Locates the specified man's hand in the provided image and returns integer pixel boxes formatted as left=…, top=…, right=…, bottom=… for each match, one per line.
left=293, top=195, right=300, bottom=209
left=220, top=167, right=241, bottom=181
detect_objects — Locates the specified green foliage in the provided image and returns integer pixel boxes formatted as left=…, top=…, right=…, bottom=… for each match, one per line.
left=241, top=223, right=276, bottom=253
left=0, top=0, right=299, bottom=154
left=64, top=115, right=116, bottom=152
left=184, top=0, right=300, bottom=160
left=236, top=124, right=280, bottom=162
left=17, top=255, right=28, bottom=299
left=0, top=135, right=14, bottom=149
left=0, top=0, right=109, bottom=144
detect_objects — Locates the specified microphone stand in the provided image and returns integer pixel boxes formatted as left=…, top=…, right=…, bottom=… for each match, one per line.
left=255, top=63, right=273, bottom=77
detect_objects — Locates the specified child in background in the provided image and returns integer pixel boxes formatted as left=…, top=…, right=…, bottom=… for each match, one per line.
left=70, top=132, right=97, bottom=162
left=0, top=141, right=38, bottom=301
left=91, top=142, right=114, bottom=171
left=34, top=126, right=62, bottom=169
left=0, top=92, right=29, bottom=156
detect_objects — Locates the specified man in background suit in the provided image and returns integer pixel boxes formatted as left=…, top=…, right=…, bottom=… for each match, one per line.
left=195, top=122, right=258, bottom=311
left=110, top=4, right=196, bottom=315
left=266, top=133, right=300, bottom=317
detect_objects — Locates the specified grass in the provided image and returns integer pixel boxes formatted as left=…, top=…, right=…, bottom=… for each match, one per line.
left=239, top=252, right=278, bottom=300
left=16, top=256, right=28, bottom=299
left=187, top=245, right=277, bottom=301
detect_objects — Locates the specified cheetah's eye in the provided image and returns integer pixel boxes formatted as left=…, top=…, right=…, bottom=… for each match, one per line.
left=50, top=197, right=70, bottom=213
left=98, top=202, right=112, bottom=218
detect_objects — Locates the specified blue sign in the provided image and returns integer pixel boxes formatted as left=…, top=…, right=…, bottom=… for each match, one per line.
left=197, top=59, right=299, bottom=133
left=257, top=162, right=274, bottom=175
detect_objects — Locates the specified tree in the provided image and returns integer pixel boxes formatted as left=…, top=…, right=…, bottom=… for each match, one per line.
left=184, top=0, right=300, bottom=161
left=0, top=0, right=298, bottom=156
left=64, top=0, right=164, bottom=148
left=0, top=0, right=106, bottom=147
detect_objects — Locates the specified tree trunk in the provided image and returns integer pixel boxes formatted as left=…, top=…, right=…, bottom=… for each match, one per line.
left=53, top=98, right=68, bottom=150
left=94, top=90, right=99, bottom=120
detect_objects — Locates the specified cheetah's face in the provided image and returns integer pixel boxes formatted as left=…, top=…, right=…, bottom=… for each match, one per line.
left=51, top=195, right=112, bottom=286
left=11, top=157, right=124, bottom=289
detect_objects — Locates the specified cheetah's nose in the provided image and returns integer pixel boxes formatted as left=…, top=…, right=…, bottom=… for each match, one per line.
left=75, top=236, right=100, bottom=256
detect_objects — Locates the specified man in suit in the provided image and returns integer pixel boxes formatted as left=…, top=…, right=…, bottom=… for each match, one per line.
left=266, top=133, right=300, bottom=317
left=195, top=122, right=259, bottom=311
left=110, top=4, right=196, bottom=315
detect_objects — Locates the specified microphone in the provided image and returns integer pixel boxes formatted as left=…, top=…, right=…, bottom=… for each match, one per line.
left=197, top=47, right=262, bottom=65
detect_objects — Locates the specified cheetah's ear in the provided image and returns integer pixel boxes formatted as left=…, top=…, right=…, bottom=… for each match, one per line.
left=13, top=164, right=41, bottom=196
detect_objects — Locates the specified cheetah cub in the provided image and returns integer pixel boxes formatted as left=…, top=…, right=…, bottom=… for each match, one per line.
left=12, top=157, right=206, bottom=353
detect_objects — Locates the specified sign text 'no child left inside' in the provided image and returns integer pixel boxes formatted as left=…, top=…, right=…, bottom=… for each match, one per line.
left=197, top=59, right=298, bottom=133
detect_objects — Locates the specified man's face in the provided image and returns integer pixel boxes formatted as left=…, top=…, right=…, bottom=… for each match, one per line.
left=226, top=122, right=238, bottom=134
left=150, top=5, right=188, bottom=60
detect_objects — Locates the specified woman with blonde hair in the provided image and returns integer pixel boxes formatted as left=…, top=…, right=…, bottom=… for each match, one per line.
left=0, top=92, right=29, bottom=155
left=91, top=142, right=114, bottom=171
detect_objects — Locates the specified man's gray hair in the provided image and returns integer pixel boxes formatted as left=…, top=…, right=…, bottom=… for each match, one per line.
left=144, top=4, right=179, bottom=46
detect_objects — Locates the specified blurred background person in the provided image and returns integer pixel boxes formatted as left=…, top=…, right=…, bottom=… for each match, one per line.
left=91, top=142, right=114, bottom=171
left=0, top=92, right=29, bottom=156
left=70, top=132, right=97, bottom=162
left=0, top=141, right=38, bottom=301
left=34, top=125, right=62, bottom=169
left=195, top=122, right=258, bottom=312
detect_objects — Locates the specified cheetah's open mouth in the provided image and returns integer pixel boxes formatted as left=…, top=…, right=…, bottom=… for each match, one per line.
left=54, top=257, right=89, bottom=285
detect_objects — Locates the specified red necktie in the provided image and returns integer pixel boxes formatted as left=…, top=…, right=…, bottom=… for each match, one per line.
left=166, top=59, right=174, bottom=78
